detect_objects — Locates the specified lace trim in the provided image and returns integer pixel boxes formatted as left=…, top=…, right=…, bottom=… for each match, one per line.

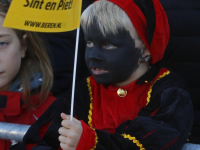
left=146, top=71, right=170, bottom=105
left=122, top=134, right=145, bottom=150
left=87, top=77, right=98, bottom=150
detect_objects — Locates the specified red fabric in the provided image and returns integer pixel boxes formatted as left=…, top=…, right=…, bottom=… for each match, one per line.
left=0, top=113, right=5, bottom=149
left=150, top=108, right=159, bottom=116
left=0, top=91, right=56, bottom=150
left=0, top=91, right=21, bottom=117
left=76, top=121, right=96, bottom=150
left=5, top=93, right=56, bottom=125
left=150, top=0, right=170, bottom=64
left=90, top=76, right=149, bottom=133
left=89, top=68, right=169, bottom=134
left=96, top=0, right=170, bottom=64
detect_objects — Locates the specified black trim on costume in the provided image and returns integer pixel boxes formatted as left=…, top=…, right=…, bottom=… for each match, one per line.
left=20, top=99, right=24, bottom=107
left=136, top=61, right=162, bottom=84
left=0, top=95, right=7, bottom=108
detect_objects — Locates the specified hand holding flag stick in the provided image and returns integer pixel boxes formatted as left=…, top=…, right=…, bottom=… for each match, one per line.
left=59, top=113, right=83, bottom=150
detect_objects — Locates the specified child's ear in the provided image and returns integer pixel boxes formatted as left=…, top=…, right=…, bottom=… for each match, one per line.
left=142, top=48, right=151, bottom=57
left=21, top=34, right=27, bottom=58
left=139, top=48, right=151, bottom=63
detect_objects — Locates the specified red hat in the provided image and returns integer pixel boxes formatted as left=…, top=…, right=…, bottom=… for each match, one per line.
left=95, top=0, right=170, bottom=64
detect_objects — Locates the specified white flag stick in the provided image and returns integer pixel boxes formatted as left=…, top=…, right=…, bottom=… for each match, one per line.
left=70, top=28, right=80, bottom=121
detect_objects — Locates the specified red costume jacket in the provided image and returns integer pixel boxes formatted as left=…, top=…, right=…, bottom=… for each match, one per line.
left=11, top=65, right=193, bottom=150
left=0, top=91, right=56, bottom=150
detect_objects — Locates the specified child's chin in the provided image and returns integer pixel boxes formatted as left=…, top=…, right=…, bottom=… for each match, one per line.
left=93, top=76, right=111, bottom=85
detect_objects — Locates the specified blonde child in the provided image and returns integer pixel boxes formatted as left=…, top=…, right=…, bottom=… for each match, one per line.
left=11, top=0, right=193, bottom=150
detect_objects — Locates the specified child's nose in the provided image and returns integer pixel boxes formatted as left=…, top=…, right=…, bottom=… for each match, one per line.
left=89, top=55, right=103, bottom=62
left=89, top=48, right=103, bottom=62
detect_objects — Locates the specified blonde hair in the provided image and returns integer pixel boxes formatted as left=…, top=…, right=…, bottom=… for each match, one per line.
left=81, top=0, right=145, bottom=49
left=0, top=1, right=53, bottom=109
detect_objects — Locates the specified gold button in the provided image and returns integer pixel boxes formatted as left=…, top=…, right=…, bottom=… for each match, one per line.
left=117, top=88, right=127, bottom=97
left=145, top=80, right=148, bottom=83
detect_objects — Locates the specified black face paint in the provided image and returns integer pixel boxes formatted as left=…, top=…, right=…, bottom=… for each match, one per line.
left=84, top=23, right=142, bottom=85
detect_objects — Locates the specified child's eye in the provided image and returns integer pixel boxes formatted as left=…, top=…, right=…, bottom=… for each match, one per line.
left=86, top=41, right=93, bottom=48
left=0, top=42, right=8, bottom=47
left=103, top=43, right=116, bottom=50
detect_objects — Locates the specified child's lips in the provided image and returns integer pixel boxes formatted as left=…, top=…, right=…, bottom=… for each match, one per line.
left=91, top=67, right=108, bottom=75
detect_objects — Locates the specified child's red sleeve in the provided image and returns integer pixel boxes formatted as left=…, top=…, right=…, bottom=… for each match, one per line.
left=76, top=120, right=97, bottom=150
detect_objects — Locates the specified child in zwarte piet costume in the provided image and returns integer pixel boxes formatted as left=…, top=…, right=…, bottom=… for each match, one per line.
left=10, top=0, right=193, bottom=150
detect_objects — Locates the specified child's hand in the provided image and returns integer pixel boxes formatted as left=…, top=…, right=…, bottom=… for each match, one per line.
left=58, top=113, right=83, bottom=150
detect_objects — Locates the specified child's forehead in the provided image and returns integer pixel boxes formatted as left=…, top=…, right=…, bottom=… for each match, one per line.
left=84, top=26, right=133, bottom=45
left=84, top=22, right=128, bottom=39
